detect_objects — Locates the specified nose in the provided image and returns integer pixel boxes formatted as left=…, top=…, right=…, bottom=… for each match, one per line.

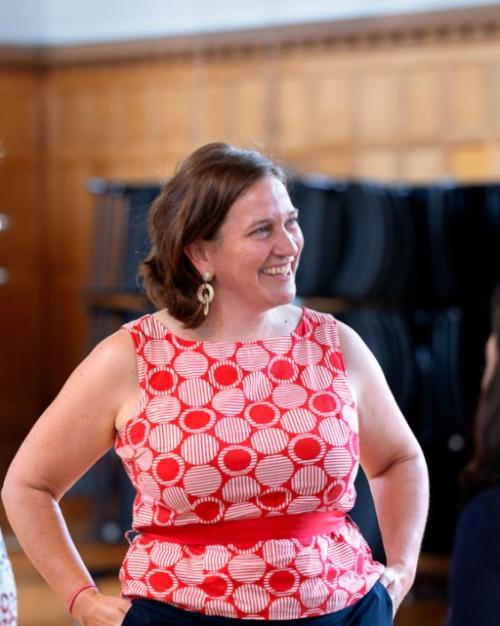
left=274, top=224, right=301, bottom=257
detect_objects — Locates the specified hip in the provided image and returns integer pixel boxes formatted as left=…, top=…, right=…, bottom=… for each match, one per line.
left=121, top=581, right=393, bottom=626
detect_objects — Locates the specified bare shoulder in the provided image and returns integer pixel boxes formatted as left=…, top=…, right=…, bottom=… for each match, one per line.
left=335, top=319, right=389, bottom=401
left=335, top=319, right=370, bottom=370
left=59, top=327, right=139, bottom=417
left=82, top=328, right=138, bottom=382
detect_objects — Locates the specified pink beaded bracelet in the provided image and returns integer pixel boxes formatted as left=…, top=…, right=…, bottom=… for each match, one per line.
left=67, top=583, right=98, bottom=615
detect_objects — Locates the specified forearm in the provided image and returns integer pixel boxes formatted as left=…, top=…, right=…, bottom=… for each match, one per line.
left=1, top=481, right=95, bottom=609
left=368, top=450, right=429, bottom=577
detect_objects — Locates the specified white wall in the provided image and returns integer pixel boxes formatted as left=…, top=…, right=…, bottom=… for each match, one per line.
left=1, top=0, right=500, bottom=45
left=0, top=0, right=45, bottom=44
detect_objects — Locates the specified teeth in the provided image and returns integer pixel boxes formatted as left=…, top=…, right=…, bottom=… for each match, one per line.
left=262, top=264, right=292, bottom=275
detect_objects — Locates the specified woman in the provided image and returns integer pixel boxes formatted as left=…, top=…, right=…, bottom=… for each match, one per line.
left=446, top=286, right=500, bottom=626
left=2, top=143, right=428, bottom=625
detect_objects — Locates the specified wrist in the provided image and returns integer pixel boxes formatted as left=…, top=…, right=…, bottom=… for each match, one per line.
left=384, top=561, right=417, bottom=586
left=386, top=554, right=418, bottom=573
left=67, top=583, right=99, bottom=618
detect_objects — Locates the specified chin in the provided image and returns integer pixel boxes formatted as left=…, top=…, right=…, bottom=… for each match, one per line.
left=267, top=288, right=296, bottom=308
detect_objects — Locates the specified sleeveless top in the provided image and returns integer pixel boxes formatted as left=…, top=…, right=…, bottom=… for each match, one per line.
left=115, top=308, right=384, bottom=619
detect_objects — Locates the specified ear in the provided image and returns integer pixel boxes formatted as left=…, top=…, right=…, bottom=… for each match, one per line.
left=184, top=240, right=214, bottom=277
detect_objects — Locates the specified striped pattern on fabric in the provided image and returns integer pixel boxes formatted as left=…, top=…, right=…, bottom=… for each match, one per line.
left=116, top=308, right=384, bottom=618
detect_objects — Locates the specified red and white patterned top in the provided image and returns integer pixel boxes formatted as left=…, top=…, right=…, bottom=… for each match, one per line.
left=115, top=308, right=384, bottom=619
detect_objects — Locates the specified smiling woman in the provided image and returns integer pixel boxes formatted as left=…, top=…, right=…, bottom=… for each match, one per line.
left=2, top=142, right=428, bottom=626
left=139, top=142, right=300, bottom=335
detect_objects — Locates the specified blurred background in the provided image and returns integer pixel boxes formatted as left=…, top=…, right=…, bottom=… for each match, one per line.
left=2, top=1, right=500, bottom=624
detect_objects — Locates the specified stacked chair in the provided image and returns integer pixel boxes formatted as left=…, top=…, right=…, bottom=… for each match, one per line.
left=291, top=176, right=500, bottom=553
left=84, top=175, right=500, bottom=555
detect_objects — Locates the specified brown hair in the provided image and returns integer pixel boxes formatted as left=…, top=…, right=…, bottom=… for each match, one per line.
left=461, top=285, right=500, bottom=500
left=139, top=142, right=286, bottom=328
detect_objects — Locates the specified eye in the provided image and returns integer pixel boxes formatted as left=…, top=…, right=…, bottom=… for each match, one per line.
left=252, top=224, right=272, bottom=236
left=286, top=215, right=299, bottom=228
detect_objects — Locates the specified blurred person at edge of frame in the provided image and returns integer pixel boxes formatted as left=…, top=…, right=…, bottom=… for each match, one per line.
left=0, top=528, right=17, bottom=625
left=1, top=143, right=428, bottom=626
left=445, top=286, right=500, bottom=626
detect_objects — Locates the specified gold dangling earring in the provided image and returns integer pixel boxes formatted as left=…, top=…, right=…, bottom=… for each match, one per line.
left=197, top=271, right=214, bottom=316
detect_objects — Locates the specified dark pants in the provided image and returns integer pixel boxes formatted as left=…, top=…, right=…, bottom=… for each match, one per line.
left=122, top=582, right=393, bottom=626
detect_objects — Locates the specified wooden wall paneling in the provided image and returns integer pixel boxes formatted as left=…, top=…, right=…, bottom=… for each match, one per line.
left=154, top=70, right=193, bottom=158
left=448, top=63, right=490, bottom=139
left=402, top=147, right=446, bottom=182
left=11, top=10, right=500, bottom=415
left=44, top=81, right=87, bottom=161
left=42, top=160, right=95, bottom=397
left=43, top=162, right=90, bottom=278
left=311, top=70, right=355, bottom=146
left=355, top=149, right=399, bottom=181
left=356, top=67, right=401, bottom=144
left=195, top=74, right=232, bottom=146
left=401, top=66, right=444, bottom=142
left=189, top=58, right=231, bottom=147
left=489, top=58, right=500, bottom=139
left=0, top=76, right=39, bottom=158
left=449, top=142, right=495, bottom=180
left=88, top=83, right=129, bottom=156
left=275, top=65, right=313, bottom=155
left=230, top=69, right=272, bottom=147
left=490, top=142, right=500, bottom=178
left=299, top=145, right=354, bottom=178
left=0, top=162, right=43, bottom=441
left=0, top=165, right=41, bottom=266
left=44, top=277, right=90, bottom=400
left=0, top=68, right=43, bottom=453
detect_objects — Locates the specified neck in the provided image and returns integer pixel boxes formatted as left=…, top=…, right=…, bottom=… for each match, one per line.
left=196, top=302, right=285, bottom=343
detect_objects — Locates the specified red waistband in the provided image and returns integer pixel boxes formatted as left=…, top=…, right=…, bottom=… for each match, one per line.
left=136, top=510, right=346, bottom=545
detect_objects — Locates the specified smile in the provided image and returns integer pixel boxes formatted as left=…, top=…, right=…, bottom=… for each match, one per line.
left=260, top=261, right=293, bottom=276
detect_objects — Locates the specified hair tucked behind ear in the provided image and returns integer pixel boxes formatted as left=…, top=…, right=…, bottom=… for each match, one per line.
left=139, top=142, right=286, bottom=328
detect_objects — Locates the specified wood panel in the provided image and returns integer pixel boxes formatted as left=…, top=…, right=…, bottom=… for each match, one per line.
left=448, top=64, right=490, bottom=139
left=311, top=72, right=354, bottom=145
left=6, top=10, right=500, bottom=439
left=36, top=33, right=500, bottom=401
left=402, top=147, right=446, bottom=182
left=401, top=67, right=443, bottom=142
left=0, top=67, right=43, bottom=461
left=356, top=69, right=400, bottom=143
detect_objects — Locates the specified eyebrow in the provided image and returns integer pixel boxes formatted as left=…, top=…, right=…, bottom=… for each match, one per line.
left=247, top=207, right=299, bottom=230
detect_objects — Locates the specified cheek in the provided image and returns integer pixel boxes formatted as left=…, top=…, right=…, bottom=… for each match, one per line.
left=296, top=230, right=305, bottom=253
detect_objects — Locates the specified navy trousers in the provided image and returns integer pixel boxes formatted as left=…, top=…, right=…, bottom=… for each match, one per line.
left=122, top=582, right=393, bottom=626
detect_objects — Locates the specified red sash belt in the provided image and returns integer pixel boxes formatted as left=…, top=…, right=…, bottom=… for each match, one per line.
left=137, top=510, right=346, bottom=545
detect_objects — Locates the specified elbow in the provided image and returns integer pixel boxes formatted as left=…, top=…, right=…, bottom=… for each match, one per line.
left=1, top=466, right=39, bottom=513
left=2, top=466, right=61, bottom=512
left=1, top=466, right=21, bottom=512
left=370, top=446, right=428, bottom=482
left=409, top=445, right=428, bottom=475
left=395, top=447, right=428, bottom=478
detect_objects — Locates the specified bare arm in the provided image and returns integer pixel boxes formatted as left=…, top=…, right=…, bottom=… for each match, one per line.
left=338, top=321, right=429, bottom=614
left=1, top=329, right=139, bottom=625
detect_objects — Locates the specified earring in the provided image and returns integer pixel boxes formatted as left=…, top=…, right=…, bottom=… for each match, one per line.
left=197, top=271, right=214, bottom=316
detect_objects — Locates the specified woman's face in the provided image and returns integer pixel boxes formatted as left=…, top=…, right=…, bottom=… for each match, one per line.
left=197, top=175, right=304, bottom=315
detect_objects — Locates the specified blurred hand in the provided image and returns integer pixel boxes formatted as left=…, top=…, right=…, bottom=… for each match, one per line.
left=379, top=563, right=416, bottom=616
left=72, top=589, right=132, bottom=626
